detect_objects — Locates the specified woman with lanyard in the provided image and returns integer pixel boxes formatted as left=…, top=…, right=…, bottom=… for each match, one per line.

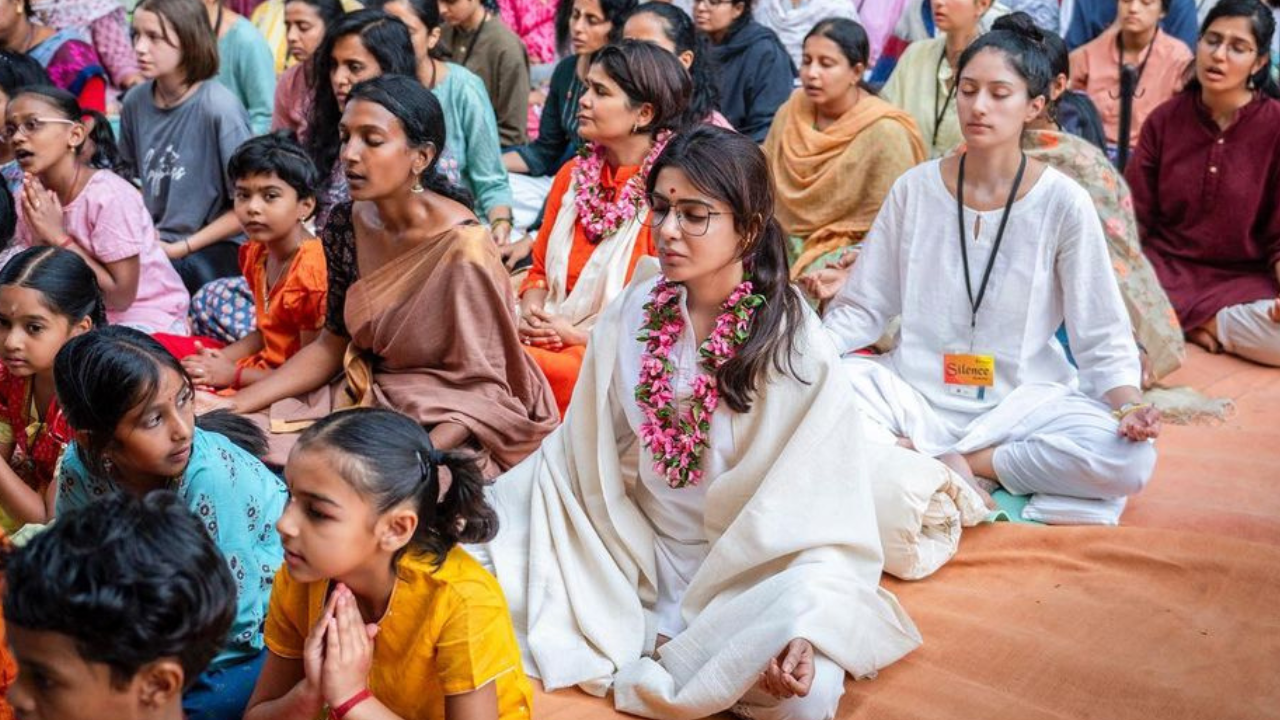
left=824, top=14, right=1161, bottom=526
left=438, top=0, right=530, bottom=148
left=1069, top=0, right=1193, bottom=158
left=882, top=0, right=993, bottom=157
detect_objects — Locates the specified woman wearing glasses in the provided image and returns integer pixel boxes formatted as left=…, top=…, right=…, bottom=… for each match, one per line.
left=517, top=40, right=690, bottom=416
left=1069, top=0, right=1193, bottom=154
left=1126, top=0, right=1280, bottom=365
left=694, top=0, right=794, bottom=142
left=5, top=86, right=188, bottom=333
left=482, top=125, right=920, bottom=720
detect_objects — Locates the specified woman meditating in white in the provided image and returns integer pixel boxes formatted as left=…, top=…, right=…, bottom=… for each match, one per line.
left=824, top=14, right=1162, bottom=525
left=479, top=126, right=921, bottom=720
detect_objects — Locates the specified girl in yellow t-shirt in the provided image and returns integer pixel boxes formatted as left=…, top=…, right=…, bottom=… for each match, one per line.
left=244, top=407, right=532, bottom=720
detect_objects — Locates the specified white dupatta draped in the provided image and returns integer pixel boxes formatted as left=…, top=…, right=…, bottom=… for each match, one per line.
left=480, top=265, right=923, bottom=718
left=538, top=179, right=647, bottom=329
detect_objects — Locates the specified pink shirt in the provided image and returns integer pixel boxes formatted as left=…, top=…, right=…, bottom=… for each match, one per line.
left=1069, top=26, right=1193, bottom=147
left=14, top=171, right=189, bottom=332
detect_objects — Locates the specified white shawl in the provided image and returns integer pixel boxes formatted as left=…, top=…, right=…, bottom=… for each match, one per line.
left=481, top=268, right=922, bottom=718
left=539, top=180, right=647, bottom=329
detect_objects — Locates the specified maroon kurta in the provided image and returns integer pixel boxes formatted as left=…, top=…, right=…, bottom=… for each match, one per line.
left=1126, top=92, right=1280, bottom=330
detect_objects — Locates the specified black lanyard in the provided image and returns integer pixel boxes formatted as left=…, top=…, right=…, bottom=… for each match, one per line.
left=454, top=11, right=489, bottom=68
left=1115, top=27, right=1159, bottom=94
left=933, top=49, right=957, bottom=150
left=956, top=152, right=1027, bottom=331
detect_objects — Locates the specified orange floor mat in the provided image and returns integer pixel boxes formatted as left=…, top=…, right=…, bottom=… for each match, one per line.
left=532, top=347, right=1280, bottom=719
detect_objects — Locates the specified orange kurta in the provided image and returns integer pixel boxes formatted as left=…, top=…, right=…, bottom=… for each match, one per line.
left=236, top=239, right=328, bottom=371
left=520, top=159, right=656, bottom=416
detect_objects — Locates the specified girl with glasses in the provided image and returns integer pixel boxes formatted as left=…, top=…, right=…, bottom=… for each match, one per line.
left=1126, top=0, right=1280, bottom=365
left=6, top=85, right=188, bottom=334
left=517, top=39, right=690, bottom=417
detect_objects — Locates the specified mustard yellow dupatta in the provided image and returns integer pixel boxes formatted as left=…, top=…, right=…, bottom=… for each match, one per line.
left=764, top=90, right=926, bottom=278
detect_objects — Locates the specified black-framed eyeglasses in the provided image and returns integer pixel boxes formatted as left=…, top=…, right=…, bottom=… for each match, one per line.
left=642, top=195, right=728, bottom=237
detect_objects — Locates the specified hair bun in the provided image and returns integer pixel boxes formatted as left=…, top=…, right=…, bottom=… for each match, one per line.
left=992, top=11, right=1046, bottom=44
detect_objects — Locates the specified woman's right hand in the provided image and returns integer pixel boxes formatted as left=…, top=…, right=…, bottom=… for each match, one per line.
left=757, top=638, right=815, bottom=700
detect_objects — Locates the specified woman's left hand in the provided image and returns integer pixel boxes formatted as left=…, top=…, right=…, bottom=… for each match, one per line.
left=320, top=584, right=379, bottom=707
left=537, top=310, right=587, bottom=349
left=757, top=638, right=814, bottom=700
left=20, top=175, right=67, bottom=245
left=1118, top=405, right=1162, bottom=442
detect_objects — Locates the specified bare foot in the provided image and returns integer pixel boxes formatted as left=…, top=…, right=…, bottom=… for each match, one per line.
left=1187, top=320, right=1223, bottom=354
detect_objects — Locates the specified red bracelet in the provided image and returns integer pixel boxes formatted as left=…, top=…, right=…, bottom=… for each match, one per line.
left=330, top=689, right=372, bottom=719
left=57, top=235, right=74, bottom=248
left=231, top=365, right=245, bottom=391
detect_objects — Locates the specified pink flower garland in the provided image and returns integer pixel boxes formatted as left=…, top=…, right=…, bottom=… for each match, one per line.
left=572, top=130, right=673, bottom=244
left=634, top=278, right=763, bottom=489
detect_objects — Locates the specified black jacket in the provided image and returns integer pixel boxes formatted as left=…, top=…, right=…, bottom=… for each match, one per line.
left=710, top=20, right=796, bottom=143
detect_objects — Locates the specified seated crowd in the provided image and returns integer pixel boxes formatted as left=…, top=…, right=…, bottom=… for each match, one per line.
left=0, top=0, right=1275, bottom=718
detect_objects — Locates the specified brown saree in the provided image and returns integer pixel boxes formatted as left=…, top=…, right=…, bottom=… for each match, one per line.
left=263, top=221, right=558, bottom=475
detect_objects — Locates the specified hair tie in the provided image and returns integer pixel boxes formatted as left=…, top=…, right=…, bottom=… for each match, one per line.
left=416, top=448, right=452, bottom=502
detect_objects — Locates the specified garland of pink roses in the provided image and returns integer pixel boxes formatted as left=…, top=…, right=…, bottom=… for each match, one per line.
left=572, top=129, right=673, bottom=244
left=634, top=278, right=764, bottom=489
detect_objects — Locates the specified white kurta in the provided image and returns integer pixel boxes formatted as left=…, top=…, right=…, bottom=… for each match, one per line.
left=824, top=160, right=1141, bottom=457
left=613, top=285, right=735, bottom=639
left=823, top=161, right=1155, bottom=521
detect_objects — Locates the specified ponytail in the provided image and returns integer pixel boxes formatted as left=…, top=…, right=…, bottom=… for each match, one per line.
left=194, top=410, right=268, bottom=458
left=412, top=445, right=497, bottom=562
left=295, top=408, right=497, bottom=567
